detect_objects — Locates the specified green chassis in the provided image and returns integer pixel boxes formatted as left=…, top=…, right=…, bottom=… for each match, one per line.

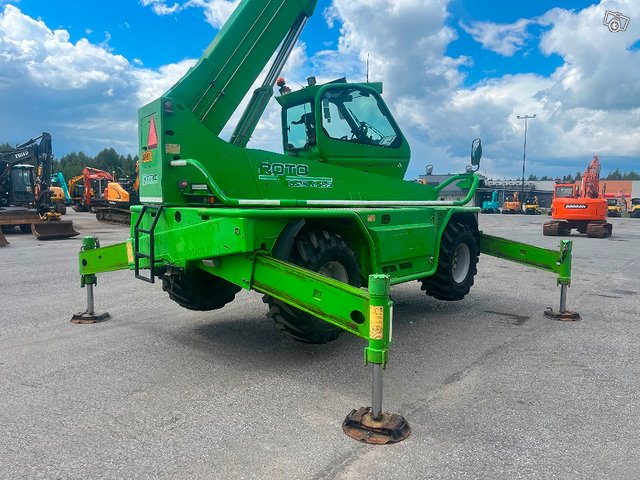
left=78, top=204, right=573, bottom=368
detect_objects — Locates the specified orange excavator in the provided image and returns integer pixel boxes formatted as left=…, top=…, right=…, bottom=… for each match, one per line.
left=69, top=167, right=113, bottom=212
left=543, top=155, right=611, bottom=238
left=95, top=161, right=139, bottom=224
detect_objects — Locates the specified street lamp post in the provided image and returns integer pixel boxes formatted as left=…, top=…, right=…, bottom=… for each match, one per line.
left=516, top=114, right=536, bottom=202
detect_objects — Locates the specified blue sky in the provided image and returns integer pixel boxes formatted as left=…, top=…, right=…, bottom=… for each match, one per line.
left=0, top=0, right=638, bottom=179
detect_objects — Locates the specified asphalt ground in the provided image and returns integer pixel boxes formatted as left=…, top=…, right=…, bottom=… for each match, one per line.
left=1, top=210, right=639, bottom=479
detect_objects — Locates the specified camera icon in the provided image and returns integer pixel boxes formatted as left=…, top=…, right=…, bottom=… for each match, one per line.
left=603, top=10, right=630, bottom=32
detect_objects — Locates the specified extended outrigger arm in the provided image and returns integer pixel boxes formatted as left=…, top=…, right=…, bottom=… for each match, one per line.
left=75, top=235, right=410, bottom=444
left=479, top=234, right=580, bottom=321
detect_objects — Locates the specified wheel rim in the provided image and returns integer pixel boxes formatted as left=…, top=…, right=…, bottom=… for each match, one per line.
left=452, top=243, right=471, bottom=284
left=318, top=261, right=349, bottom=283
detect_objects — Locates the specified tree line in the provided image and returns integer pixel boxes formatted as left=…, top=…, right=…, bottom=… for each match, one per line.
left=528, top=169, right=640, bottom=182
left=1, top=142, right=138, bottom=182
left=53, top=149, right=138, bottom=182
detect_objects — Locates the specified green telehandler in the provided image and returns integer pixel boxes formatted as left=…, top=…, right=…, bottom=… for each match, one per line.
left=73, top=0, right=577, bottom=443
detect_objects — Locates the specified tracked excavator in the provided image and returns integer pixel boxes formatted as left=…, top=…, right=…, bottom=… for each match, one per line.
left=96, top=162, right=140, bottom=225
left=73, top=0, right=577, bottom=441
left=543, top=155, right=611, bottom=238
left=0, top=133, right=79, bottom=245
left=69, top=167, right=113, bottom=212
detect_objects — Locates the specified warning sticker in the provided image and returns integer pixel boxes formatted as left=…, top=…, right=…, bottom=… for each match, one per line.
left=126, top=241, right=134, bottom=264
left=369, top=305, right=384, bottom=340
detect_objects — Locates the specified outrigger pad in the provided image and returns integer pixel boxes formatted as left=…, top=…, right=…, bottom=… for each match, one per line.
left=71, top=311, right=111, bottom=324
left=343, top=407, right=411, bottom=444
left=544, top=307, right=581, bottom=321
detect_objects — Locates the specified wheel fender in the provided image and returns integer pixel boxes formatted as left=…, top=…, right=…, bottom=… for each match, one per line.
left=271, top=219, right=305, bottom=261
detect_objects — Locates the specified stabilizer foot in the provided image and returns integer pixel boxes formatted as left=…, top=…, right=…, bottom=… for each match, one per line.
left=343, top=407, right=411, bottom=444
left=544, top=307, right=581, bottom=321
left=71, top=311, right=111, bottom=324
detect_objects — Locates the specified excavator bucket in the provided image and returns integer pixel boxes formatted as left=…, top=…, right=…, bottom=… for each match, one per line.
left=31, top=220, right=80, bottom=240
left=0, top=230, right=8, bottom=247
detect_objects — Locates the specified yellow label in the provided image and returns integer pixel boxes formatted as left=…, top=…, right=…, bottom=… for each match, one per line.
left=369, top=305, right=384, bottom=340
left=126, top=241, right=134, bottom=264
left=142, top=150, right=153, bottom=163
left=165, top=143, right=180, bottom=154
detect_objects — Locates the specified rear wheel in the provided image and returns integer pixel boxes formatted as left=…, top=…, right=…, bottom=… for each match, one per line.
left=19, top=224, right=31, bottom=234
left=420, top=222, right=478, bottom=301
left=161, top=268, right=241, bottom=311
left=265, top=230, right=360, bottom=344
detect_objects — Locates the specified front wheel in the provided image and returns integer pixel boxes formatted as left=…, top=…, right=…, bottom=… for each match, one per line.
left=420, top=222, right=479, bottom=301
left=265, top=230, right=360, bottom=344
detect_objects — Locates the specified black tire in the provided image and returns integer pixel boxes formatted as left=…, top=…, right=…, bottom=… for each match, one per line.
left=161, top=268, right=241, bottom=311
left=265, top=230, right=360, bottom=344
left=19, top=224, right=31, bottom=234
left=55, top=203, right=67, bottom=215
left=420, top=222, right=479, bottom=301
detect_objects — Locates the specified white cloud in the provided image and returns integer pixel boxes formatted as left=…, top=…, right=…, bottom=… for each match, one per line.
left=141, top=0, right=239, bottom=28
left=321, top=0, right=640, bottom=178
left=460, top=18, right=533, bottom=57
left=140, top=0, right=182, bottom=16
left=187, top=0, right=240, bottom=28
left=0, top=5, right=150, bottom=154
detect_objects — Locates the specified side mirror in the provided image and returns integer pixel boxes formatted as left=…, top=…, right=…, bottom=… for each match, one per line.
left=471, top=138, right=482, bottom=168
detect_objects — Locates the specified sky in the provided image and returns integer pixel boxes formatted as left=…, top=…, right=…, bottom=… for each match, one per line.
left=0, top=0, right=638, bottom=180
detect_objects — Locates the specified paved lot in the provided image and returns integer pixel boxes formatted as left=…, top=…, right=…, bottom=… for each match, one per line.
left=1, top=210, right=639, bottom=479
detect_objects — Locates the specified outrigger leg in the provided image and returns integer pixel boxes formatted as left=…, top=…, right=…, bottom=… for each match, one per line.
left=343, top=275, right=411, bottom=444
left=71, top=237, right=111, bottom=324
left=543, top=240, right=581, bottom=321
left=480, top=235, right=580, bottom=321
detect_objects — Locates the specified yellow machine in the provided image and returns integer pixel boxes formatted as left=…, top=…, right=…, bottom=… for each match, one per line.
left=606, top=198, right=623, bottom=217
left=629, top=198, right=640, bottom=218
left=523, top=196, right=541, bottom=215
left=49, top=186, right=67, bottom=214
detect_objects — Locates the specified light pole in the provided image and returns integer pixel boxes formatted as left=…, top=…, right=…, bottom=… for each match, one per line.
left=516, top=114, right=536, bottom=201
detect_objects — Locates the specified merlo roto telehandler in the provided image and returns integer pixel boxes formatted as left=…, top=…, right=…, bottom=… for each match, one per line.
left=74, top=0, right=577, bottom=442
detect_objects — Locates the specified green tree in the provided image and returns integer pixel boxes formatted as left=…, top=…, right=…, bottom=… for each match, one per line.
left=527, top=174, right=538, bottom=181
left=606, top=169, right=623, bottom=180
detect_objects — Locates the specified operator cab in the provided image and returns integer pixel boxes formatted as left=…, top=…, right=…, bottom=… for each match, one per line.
left=7, top=165, right=34, bottom=205
left=554, top=184, right=577, bottom=198
left=277, top=78, right=410, bottom=179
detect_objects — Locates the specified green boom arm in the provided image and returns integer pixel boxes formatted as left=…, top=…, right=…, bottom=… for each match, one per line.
left=166, top=0, right=317, bottom=137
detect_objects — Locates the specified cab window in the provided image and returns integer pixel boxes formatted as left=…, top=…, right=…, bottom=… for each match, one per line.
left=284, top=102, right=315, bottom=150
left=320, top=87, right=401, bottom=147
